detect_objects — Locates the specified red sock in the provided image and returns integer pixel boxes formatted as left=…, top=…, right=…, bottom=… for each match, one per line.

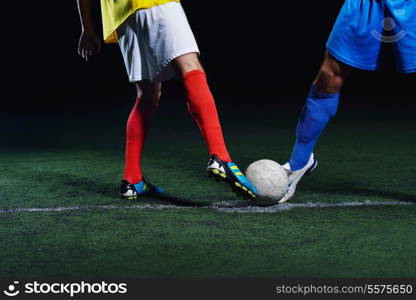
left=123, top=97, right=158, bottom=184
left=183, top=70, right=232, bottom=162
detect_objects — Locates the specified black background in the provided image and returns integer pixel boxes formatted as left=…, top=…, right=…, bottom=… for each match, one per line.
left=4, top=1, right=415, bottom=114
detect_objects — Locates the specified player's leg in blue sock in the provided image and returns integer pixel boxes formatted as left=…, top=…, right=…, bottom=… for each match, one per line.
left=289, top=86, right=339, bottom=170
left=289, top=52, right=351, bottom=171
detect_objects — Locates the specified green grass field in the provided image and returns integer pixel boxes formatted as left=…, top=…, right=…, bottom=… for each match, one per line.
left=1, top=99, right=415, bottom=278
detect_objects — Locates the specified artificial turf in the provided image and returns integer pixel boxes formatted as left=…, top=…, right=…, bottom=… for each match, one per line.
left=0, top=98, right=415, bottom=278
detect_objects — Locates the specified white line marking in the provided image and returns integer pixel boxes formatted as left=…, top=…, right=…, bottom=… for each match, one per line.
left=0, top=204, right=196, bottom=214
left=213, top=200, right=414, bottom=213
left=0, top=201, right=413, bottom=214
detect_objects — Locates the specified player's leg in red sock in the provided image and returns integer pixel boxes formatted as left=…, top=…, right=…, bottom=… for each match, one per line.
left=123, top=81, right=161, bottom=184
left=174, top=53, right=231, bottom=162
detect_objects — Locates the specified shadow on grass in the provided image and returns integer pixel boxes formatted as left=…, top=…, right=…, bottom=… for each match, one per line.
left=142, top=194, right=210, bottom=207
left=31, top=171, right=211, bottom=207
left=303, top=181, right=416, bottom=203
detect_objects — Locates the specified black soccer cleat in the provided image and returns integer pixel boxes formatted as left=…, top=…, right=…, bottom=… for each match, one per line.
left=119, top=178, right=164, bottom=200
left=207, top=154, right=257, bottom=199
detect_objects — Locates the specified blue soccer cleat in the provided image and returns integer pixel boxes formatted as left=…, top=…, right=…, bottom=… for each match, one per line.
left=120, top=178, right=164, bottom=200
left=207, top=154, right=257, bottom=199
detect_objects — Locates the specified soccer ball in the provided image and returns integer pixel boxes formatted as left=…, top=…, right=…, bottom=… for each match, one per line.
left=245, top=159, right=288, bottom=205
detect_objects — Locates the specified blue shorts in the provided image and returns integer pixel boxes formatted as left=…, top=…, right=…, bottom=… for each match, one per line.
left=327, top=0, right=416, bottom=74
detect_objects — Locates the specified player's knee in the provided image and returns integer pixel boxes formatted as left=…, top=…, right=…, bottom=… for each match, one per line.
left=136, top=81, right=162, bottom=105
left=143, top=92, right=161, bottom=106
left=145, top=88, right=161, bottom=105
left=174, top=52, right=204, bottom=74
left=315, top=66, right=344, bottom=93
left=314, top=53, right=351, bottom=93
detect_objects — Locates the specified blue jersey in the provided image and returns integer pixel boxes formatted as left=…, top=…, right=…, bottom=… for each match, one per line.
left=327, top=0, right=416, bottom=73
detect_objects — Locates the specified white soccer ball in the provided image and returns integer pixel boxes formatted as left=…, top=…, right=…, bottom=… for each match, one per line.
left=245, top=159, right=288, bottom=205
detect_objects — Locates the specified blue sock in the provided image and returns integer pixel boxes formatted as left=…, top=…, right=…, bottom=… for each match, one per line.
left=289, top=84, right=339, bottom=171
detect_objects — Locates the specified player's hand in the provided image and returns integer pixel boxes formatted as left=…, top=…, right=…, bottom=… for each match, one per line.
left=78, top=31, right=102, bottom=62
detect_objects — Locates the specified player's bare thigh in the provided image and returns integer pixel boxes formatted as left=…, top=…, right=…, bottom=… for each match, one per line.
left=135, top=80, right=162, bottom=105
left=173, top=52, right=204, bottom=74
left=314, top=51, right=353, bottom=94
left=135, top=52, right=203, bottom=103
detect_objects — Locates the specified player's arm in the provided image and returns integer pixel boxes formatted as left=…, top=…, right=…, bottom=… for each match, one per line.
left=77, top=0, right=101, bottom=62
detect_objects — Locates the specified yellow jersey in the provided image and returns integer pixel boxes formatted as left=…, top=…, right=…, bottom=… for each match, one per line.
left=100, top=0, right=180, bottom=43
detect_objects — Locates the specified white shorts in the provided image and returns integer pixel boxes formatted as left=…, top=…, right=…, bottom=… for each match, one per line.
left=117, top=2, right=200, bottom=83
